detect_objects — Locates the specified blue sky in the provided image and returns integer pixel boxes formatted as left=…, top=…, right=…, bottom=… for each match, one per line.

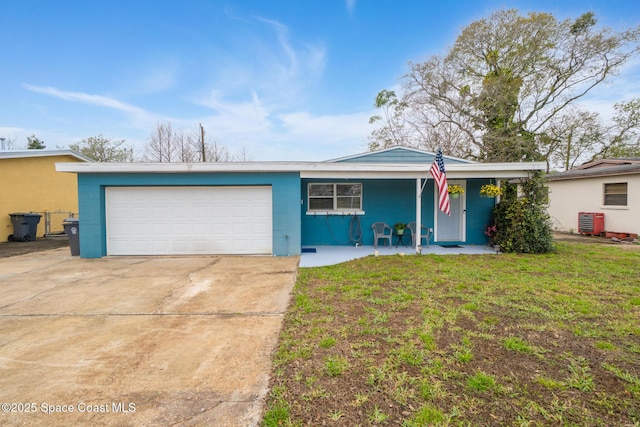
left=2, top=1, right=639, bottom=161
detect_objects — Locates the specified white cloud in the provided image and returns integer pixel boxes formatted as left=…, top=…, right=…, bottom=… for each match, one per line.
left=23, top=84, right=163, bottom=128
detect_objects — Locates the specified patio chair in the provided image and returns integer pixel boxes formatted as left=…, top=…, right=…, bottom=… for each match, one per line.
left=407, top=222, right=432, bottom=248
left=371, top=222, right=392, bottom=248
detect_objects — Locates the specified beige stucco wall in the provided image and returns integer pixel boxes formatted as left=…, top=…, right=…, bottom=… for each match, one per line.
left=0, top=155, right=81, bottom=241
left=547, top=174, right=640, bottom=235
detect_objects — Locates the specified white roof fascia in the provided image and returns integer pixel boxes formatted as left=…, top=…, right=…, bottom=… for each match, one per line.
left=1, top=149, right=92, bottom=162
left=56, top=161, right=545, bottom=178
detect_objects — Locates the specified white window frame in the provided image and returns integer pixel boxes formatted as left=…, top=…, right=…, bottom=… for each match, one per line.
left=603, top=182, right=627, bottom=207
left=306, top=183, right=364, bottom=215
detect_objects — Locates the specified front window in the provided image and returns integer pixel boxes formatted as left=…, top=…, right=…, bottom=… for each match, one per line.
left=604, top=183, right=627, bottom=206
left=308, top=183, right=362, bottom=211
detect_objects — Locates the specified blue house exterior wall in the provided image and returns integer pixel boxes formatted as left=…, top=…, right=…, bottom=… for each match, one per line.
left=77, top=172, right=301, bottom=258
left=301, top=178, right=495, bottom=247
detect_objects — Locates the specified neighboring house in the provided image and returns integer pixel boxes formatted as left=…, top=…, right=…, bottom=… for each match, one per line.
left=547, top=158, right=640, bottom=235
left=0, top=150, right=91, bottom=242
left=55, top=147, right=545, bottom=258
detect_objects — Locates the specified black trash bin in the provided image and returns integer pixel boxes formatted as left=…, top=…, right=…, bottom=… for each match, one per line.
left=63, top=218, right=80, bottom=256
left=8, top=213, right=42, bottom=242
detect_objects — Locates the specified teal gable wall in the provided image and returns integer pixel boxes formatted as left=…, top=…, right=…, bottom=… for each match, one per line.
left=77, top=172, right=301, bottom=258
left=333, top=147, right=471, bottom=165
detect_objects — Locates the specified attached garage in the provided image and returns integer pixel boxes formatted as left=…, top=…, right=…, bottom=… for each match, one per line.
left=106, top=186, right=272, bottom=255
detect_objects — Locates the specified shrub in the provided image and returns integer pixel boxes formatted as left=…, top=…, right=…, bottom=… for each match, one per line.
left=492, top=171, right=555, bottom=253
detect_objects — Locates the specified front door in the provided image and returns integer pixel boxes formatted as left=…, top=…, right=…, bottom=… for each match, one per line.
left=435, top=180, right=466, bottom=242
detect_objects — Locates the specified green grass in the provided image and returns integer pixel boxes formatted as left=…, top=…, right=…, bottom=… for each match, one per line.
left=263, top=242, right=640, bottom=426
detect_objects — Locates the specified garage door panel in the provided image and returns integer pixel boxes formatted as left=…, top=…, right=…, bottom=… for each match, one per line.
left=106, top=186, right=272, bottom=255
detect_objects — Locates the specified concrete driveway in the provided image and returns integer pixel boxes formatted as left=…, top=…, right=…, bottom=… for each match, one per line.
left=0, top=248, right=298, bottom=426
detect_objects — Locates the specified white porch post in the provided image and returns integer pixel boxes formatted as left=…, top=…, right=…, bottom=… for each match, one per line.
left=416, top=178, right=422, bottom=254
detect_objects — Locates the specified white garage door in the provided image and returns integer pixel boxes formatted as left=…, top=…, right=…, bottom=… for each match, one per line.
left=106, top=186, right=272, bottom=255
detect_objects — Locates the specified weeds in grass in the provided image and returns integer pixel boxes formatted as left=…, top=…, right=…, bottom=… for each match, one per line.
left=327, top=409, right=345, bottom=420
left=262, top=403, right=290, bottom=427
left=353, top=393, right=369, bottom=407
left=595, top=340, right=615, bottom=350
left=602, top=363, right=640, bottom=396
left=536, top=376, right=566, bottom=390
left=467, top=371, right=497, bottom=392
left=567, top=356, right=594, bottom=392
left=396, top=342, right=426, bottom=367
left=263, top=242, right=640, bottom=425
left=263, top=386, right=290, bottom=427
left=503, top=336, right=534, bottom=354
left=325, top=356, right=349, bottom=377
left=319, top=336, right=336, bottom=349
left=404, top=403, right=446, bottom=426
left=369, top=405, right=389, bottom=423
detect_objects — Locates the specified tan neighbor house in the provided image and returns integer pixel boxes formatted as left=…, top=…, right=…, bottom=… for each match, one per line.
left=547, top=158, right=640, bottom=236
left=0, top=150, right=91, bottom=242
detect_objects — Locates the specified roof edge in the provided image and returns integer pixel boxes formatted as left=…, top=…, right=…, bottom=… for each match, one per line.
left=0, top=149, right=93, bottom=162
left=56, top=161, right=545, bottom=176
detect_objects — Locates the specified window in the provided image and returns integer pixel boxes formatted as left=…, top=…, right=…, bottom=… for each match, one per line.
left=308, top=183, right=362, bottom=211
left=604, top=183, right=627, bottom=206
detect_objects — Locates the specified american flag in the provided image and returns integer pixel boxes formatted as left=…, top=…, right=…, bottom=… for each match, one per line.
left=430, top=149, right=450, bottom=215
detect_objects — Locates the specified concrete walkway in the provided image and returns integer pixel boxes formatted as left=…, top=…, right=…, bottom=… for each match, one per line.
left=299, top=244, right=497, bottom=267
left=0, top=248, right=298, bottom=426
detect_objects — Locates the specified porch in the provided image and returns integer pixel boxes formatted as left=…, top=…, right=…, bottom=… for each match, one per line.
left=299, top=244, right=498, bottom=267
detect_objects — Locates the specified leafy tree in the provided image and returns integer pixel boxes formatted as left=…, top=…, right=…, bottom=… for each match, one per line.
left=590, top=98, right=640, bottom=160
left=543, top=108, right=604, bottom=171
left=27, top=135, right=46, bottom=149
left=541, top=99, right=640, bottom=171
left=369, top=9, right=640, bottom=165
left=368, top=90, right=407, bottom=150
left=69, top=135, right=134, bottom=162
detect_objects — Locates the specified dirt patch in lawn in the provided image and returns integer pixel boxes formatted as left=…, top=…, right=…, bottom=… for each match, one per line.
left=264, top=244, right=640, bottom=426
left=0, top=238, right=70, bottom=258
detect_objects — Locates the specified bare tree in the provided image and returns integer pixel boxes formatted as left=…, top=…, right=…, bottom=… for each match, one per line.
left=143, top=122, right=176, bottom=162
left=233, top=145, right=251, bottom=161
left=204, top=140, right=229, bottom=162
left=370, top=9, right=640, bottom=164
left=142, top=121, right=244, bottom=162
left=0, top=137, right=17, bottom=150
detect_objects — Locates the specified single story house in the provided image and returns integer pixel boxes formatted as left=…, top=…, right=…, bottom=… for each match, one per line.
left=55, top=147, right=545, bottom=258
left=547, top=158, right=640, bottom=235
left=1, top=149, right=91, bottom=242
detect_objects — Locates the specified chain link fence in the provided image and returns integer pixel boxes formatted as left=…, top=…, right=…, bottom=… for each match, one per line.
left=40, top=210, right=77, bottom=239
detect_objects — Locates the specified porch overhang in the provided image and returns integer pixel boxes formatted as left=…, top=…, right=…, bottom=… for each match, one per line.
left=57, top=161, right=545, bottom=179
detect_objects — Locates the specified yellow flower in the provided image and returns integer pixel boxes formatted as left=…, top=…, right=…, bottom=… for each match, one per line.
left=448, top=184, right=465, bottom=194
left=480, top=184, right=502, bottom=197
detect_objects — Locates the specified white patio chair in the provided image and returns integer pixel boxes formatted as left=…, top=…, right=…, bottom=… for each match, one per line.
left=407, top=222, right=432, bottom=248
left=371, top=222, right=392, bottom=248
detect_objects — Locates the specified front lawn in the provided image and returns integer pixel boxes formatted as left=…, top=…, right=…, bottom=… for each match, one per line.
left=263, top=242, right=640, bottom=426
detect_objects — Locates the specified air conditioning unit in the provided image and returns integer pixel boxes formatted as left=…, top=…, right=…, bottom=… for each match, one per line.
left=578, top=212, right=605, bottom=236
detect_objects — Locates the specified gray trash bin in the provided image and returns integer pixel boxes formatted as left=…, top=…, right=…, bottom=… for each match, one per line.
left=8, top=213, right=42, bottom=242
left=63, top=218, right=80, bottom=256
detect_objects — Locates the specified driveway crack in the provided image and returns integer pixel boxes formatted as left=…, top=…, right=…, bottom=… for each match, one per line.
left=152, top=258, right=221, bottom=314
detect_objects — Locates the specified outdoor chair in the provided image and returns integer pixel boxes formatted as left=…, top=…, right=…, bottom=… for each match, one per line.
left=371, top=222, right=392, bottom=248
left=407, top=222, right=432, bottom=248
